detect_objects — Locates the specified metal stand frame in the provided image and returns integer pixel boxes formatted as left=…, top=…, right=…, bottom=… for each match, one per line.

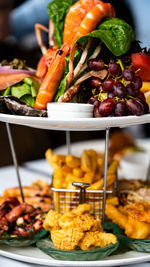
left=102, top=128, right=110, bottom=223
left=66, top=131, right=71, bottom=155
left=5, top=123, right=24, bottom=202
left=5, top=125, right=110, bottom=222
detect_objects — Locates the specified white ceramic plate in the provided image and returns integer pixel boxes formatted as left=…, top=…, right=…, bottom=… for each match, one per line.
left=0, top=113, right=150, bottom=131
left=0, top=245, right=150, bottom=267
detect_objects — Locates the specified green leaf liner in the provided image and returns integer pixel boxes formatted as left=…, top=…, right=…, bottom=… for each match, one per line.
left=36, top=238, right=119, bottom=261
left=77, top=18, right=135, bottom=57
left=111, top=223, right=150, bottom=253
left=0, top=229, right=47, bottom=247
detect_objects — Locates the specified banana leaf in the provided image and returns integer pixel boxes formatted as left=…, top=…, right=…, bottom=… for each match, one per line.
left=36, top=237, right=119, bottom=261
left=0, top=229, right=48, bottom=247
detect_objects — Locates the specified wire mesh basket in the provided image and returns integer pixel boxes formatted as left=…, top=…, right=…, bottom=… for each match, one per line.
left=51, top=182, right=117, bottom=219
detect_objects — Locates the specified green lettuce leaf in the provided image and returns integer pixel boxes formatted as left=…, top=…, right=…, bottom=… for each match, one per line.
left=77, top=18, right=135, bottom=56
left=47, top=0, right=75, bottom=48
left=11, top=83, right=31, bottom=99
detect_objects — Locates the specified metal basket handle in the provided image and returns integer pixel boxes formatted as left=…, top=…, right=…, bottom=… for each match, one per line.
left=72, top=182, right=90, bottom=204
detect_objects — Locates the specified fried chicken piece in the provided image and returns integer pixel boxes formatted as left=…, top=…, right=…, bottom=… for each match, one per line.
left=91, top=219, right=103, bottom=232
left=43, top=209, right=61, bottom=231
left=59, top=212, right=75, bottom=229
left=105, top=204, right=128, bottom=229
left=79, top=232, right=117, bottom=250
left=125, top=216, right=150, bottom=239
left=125, top=202, right=150, bottom=223
left=51, top=228, right=84, bottom=250
left=106, top=203, right=150, bottom=239
left=59, top=212, right=96, bottom=232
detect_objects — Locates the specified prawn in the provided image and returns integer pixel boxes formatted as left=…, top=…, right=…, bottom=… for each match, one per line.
left=72, top=2, right=115, bottom=44
left=34, top=43, right=70, bottom=110
left=35, top=21, right=58, bottom=79
left=63, top=0, right=100, bottom=46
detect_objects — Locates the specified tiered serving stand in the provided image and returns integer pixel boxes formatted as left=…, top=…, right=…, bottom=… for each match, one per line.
left=1, top=112, right=150, bottom=266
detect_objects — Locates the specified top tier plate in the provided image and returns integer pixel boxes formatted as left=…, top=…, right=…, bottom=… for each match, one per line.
left=0, top=113, right=150, bottom=131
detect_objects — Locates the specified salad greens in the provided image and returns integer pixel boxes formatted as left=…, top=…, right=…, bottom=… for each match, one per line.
left=2, top=78, right=40, bottom=107
left=47, top=0, right=75, bottom=48
left=77, top=18, right=135, bottom=57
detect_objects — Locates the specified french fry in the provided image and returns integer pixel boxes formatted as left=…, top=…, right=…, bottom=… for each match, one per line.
left=107, top=160, right=118, bottom=175
left=81, top=150, right=92, bottom=172
left=73, top=168, right=84, bottom=178
left=87, top=149, right=97, bottom=173
left=66, top=155, right=80, bottom=168
left=83, top=172, right=94, bottom=184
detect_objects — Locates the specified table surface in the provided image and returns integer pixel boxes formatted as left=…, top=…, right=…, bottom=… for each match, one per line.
left=1, top=139, right=150, bottom=267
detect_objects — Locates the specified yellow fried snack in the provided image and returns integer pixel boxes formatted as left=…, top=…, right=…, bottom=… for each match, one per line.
left=79, top=232, right=117, bottom=250
left=106, top=204, right=128, bottom=229
left=46, top=148, right=118, bottom=190
left=106, top=202, right=150, bottom=239
left=44, top=204, right=117, bottom=251
left=125, top=201, right=150, bottom=223
left=66, top=155, right=80, bottom=168
left=125, top=216, right=150, bottom=239
left=44, top=210, right=61, bottom=230
left=51, top=228, right=84, bottom=251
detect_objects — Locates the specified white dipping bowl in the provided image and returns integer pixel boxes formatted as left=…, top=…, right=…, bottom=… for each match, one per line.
left=47, top=103, right=94, bottom=119
left=120, top=152, right=150, bottom=181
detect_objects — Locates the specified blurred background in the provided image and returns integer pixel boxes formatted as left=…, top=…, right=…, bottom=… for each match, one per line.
left=0, top=0, right=150, bottom=167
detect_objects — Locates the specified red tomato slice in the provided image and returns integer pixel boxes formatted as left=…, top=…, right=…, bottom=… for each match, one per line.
left=131, top=52, right=150, bottom=81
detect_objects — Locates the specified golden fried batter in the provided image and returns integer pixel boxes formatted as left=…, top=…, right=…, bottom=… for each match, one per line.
left=43, top=210, right=61, bottom=230
left=79, top=232, right=117, bottom=250
left=44, top=204, right=117, bottom=250
left=51, top=228, right=84, bottom=250
left=125, top=202, right=150, bottom=223
left=106, top=203, right=150, bottom=239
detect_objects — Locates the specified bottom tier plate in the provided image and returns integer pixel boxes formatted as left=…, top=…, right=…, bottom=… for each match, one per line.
left=0, top=245, right=150, bottom=267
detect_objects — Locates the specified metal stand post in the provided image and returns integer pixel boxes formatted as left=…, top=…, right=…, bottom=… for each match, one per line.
left=102, top=128, right=110, bottom=224
left=66, top=131, right=71, bottom=155
left=6, top=123, right=24, bottom=202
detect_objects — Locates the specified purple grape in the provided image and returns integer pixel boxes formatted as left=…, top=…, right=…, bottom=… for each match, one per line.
left=94, top=106, right=102, bottom=117
left=88, top=96, right=98, bottom=104
left=108, top=91, right=115, bottom=98
left=102, top=78, right=114, bottom=92
left=126, top=98, right=145, bottom=116
left=122, top=69, right=135, bottom=81
left=87, top=58, right=104, bottom=71
left=114, top=101, right=127, bottom=116
left=89, top=77, right=101, bottom=88
left=94, top=100, right=100, bottom=108
left=136, top=91, right=146, bottom=102
left=131, top=76, right=142, bottom=90
left=113, top=82, right=126, bottom=98
left=136, top=98, right=149, bottom=113
left=99, top=98, right=116, bottom=117
left=126, top=83, right=136, bottom=97
left=108, top=62, right=120, bottom=76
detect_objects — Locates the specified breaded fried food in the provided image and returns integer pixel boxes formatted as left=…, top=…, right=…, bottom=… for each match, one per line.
left=51, top=228, right=84, bottom=250
left=44, top=204, right=117, bottom=251
left=125, top=202, right=150, bottom=223
left=106, top=204, right=128, bottom=230
left=125, top=216, right=150, bottom=239
left=106, top=203, right=150, bottom=239
left=79, top=232, right=117, bottom=250
left=44, top=209, right=61, bottom=230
